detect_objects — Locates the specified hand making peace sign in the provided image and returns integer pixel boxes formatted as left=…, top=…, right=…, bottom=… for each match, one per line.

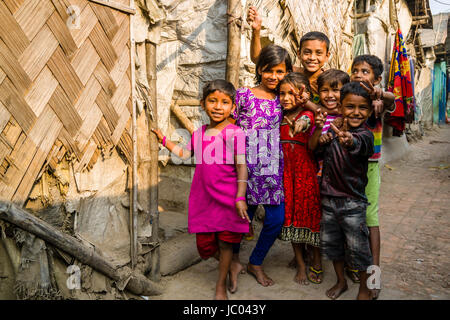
left=330, top=118, right=354, bottom=148
left=315, top=108, right=328, bottom=129
left=360, top=81, right=384, bottom=118
left=291, top=84, right=310, bottom=107
left=360, top=81, right=383, bottom=100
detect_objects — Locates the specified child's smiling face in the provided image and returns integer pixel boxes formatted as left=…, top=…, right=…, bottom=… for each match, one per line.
left=299, top=40, right=329, bottom=73
left=319, top=81, right=344, bottom=115
left=350, top=61, right=381, bottom=85
left=279, top=82, right=309, bottom=111
left=202, top=90, right=235, bottom=125
left=258, top=62, right=287, bottom=91
left=340, top=93, right=373, bottom=128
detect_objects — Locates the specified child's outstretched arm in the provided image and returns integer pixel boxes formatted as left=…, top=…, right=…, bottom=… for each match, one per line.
left=151, top=128, right=192, bottom=160
left=331, top=119, right=374, bottom=157
left=247, top=6, right=262, bottom=64
left=291, top=84, right=319, bottom=114
left=330, top=118, right=373, bottom=157
left=308, top=108, right=327, bottom=150
left=285, top=115, right=310, bottom=138
left=382, top=90, right=395, bottom=112
left=303, top=100, right=320, bottom=114
left=235, top=154, right=250, bottom=223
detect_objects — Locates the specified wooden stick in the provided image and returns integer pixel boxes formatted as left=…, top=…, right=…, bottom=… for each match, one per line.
left=226, top=0, right=242, bottom=88
left=130, top=0, right=138, bottom=269
left=146, top=31, right=161, bottom=282
left=0, top=202, right=163, bottom=296
left=170, top=103, right=195, bottom=135
left=176, top=99, right=201, bottom=106
left=88, top=0, right=136, bottom=15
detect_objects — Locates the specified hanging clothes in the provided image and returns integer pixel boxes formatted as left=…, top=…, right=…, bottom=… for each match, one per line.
left=409, top=58, right=418, bottom=122
left=432, top=61, right=447, bottom=125
left=348, top=34, right=368, bottom=73
left=385, top=29, right=415, bottom=136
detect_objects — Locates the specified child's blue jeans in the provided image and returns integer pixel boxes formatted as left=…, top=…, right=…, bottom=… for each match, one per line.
left=320, top=196, right=373, bottom=271
left=232, top=203, right=285, bottom=266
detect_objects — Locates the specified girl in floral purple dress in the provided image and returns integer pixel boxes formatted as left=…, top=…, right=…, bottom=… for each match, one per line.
left=229, top=45, right=293, bottom=291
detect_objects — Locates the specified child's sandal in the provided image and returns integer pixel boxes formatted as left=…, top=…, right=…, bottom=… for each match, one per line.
left=345, top=267, right=360, bottom=283
left=244, top=224, right=254, bottom=241
left=307, top=266, right=323, bottom=284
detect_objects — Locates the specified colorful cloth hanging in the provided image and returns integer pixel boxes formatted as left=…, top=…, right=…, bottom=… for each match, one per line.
left=385, top=29, right=415, bottom=136
left=432, top=61, right=447, bottom=124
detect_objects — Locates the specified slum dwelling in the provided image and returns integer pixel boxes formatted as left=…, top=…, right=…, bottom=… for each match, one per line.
left=0, top=0, right=164, bottom=299
left=0, top=0, right=427, bottom=299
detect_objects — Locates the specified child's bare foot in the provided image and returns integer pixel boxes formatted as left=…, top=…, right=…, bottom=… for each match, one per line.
left=357, top=288, right=373, bottom=300
left=326, top=281, right=348, bottom=300
left=228, top=260, right=245, bottom=294
left=215, top=284, right=228, bottom=300
left=247, top=264, right=274, bottom=287
left=294, top=267, right=309, bottom=286
left=371, top=288, right=380, bottom=300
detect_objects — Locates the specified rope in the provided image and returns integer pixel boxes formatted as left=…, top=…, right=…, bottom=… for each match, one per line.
left=226, top=12, right=243, bottom=26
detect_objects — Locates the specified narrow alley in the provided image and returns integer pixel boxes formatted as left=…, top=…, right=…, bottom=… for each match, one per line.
left=155, top=125, right=450, bottom=300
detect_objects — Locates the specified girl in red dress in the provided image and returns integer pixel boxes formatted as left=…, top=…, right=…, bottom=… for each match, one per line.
left=278, top=72, right=322, bottom=286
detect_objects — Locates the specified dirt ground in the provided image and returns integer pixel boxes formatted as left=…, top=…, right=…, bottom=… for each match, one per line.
left=154, top=124, right=450, bottom=300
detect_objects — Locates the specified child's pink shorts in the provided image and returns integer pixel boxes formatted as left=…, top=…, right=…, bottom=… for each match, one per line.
left=196, top=231, right=243, bottom=259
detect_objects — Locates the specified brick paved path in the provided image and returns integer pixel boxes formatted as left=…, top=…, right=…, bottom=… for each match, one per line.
left=155, top=124, right=450, bottom=300
left=378, top=125, right=450, bottom=299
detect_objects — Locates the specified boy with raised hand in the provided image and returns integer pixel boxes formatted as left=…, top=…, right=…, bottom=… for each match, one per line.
left=348, top=54, right=395, bottom=299
left=317, top=81, right=375, bottom=300
left=247, top=6, right=330, bottom=105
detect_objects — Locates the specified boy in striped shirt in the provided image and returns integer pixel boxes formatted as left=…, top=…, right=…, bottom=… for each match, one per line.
left=302, top=69, right=350, bottom=283
left=308, top=69, right=351, bottom=156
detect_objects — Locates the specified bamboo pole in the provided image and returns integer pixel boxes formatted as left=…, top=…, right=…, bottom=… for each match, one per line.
left=176, top=99, right=201, bottom=106
left=130, top=0, right=138, bottom=269
left=0, top=202, right=163, bottom=296
left=170, top=103, right=195, bottom=135
left=146, top=26, right=161, bottom=282
left=226, top=0, right=242, bottom=88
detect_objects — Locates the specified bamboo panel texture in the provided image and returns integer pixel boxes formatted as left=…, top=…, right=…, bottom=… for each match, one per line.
left=285, top=0, right=354, bottom=71
left=0, top=0, right=133, bottom=205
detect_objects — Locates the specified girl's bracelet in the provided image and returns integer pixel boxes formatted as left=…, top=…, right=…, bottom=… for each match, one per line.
left=237, top=180, right=248, bottom=183
left=235, top=196, right=246, bottom=203
left=162, top=136, right=166, bottom=147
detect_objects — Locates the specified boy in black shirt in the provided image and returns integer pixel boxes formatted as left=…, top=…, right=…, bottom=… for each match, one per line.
left=315, top=82, right=374, bottom=300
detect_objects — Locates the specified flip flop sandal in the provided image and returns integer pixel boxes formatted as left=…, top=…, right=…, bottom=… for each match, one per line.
left=307, top=266, right=323, bottom=284
left=345, top=267, right=360, bottom=283
left=244, top=225, right=254, bottom=241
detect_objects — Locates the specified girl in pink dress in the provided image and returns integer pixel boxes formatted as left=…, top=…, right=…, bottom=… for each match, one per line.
left=152, top=79, right=250, bottom=300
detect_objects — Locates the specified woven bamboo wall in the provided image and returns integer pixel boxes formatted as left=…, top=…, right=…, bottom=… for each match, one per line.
left=286, top=0, right=355, bottom=71
left=0, top=0, right=133, bottom=206
left=238, top=0, right=355, bottom=88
